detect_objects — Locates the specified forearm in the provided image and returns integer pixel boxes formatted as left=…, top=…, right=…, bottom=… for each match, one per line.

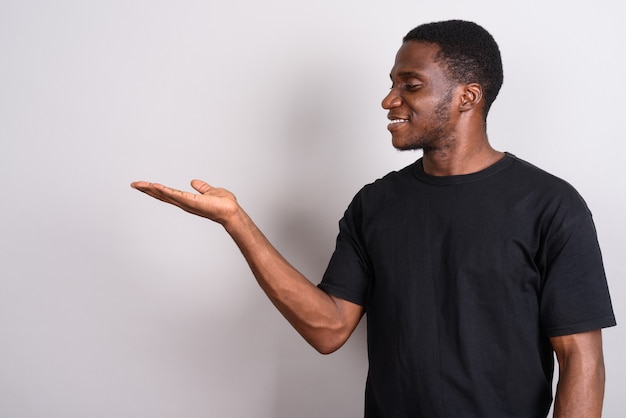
left=130, top=180, right=361, bottom=353
left=224, top=207, right=360, bottom=354
left=552, top=331, right=605, bottom=418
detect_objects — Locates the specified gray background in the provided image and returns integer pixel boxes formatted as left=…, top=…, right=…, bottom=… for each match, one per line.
left=1, top=0, right=624, bottom=417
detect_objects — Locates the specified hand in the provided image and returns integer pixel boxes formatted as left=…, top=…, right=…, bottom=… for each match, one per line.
left=130, top=179, right=240, bottom=225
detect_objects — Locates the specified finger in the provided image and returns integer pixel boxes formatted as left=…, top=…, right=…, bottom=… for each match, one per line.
left=131, top=181, right=171, bottom=193
left=130, top=181, right=170, bottom=192
left=191, top=179, right=213, bottom=194
left=131, top=181, right=181, bottom=202
left=131, top=181, right=208, bottom=214
left=130, top=181, right=151, bottom=189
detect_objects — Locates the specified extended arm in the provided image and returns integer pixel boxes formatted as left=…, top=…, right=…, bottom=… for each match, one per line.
left=131, top=180, right=364, bottom=354
left=550, top=329, right=605, bottom=418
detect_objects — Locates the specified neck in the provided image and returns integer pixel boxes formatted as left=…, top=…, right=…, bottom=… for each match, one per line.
left=421, top=126, right=504, bottom=176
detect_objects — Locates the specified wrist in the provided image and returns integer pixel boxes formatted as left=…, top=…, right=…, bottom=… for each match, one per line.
left=221, top=205, right=252, bottom=235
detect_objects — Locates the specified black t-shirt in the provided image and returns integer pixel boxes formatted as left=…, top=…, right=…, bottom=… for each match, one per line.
left=319, top=154, right=615, bottom=418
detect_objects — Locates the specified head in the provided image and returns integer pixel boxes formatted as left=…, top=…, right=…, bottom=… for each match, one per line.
left=382, top=20, right=503, bottom=152
left=403, top=20, right=503, bottom=117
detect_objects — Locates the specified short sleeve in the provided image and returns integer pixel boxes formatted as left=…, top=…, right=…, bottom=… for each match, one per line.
left=318, top=193, right=371, bottom=307
left=540, top=213, right=616, bottom=337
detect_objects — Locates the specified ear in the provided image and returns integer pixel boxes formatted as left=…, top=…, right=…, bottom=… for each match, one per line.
left=459, top=83, right=483, bottom=112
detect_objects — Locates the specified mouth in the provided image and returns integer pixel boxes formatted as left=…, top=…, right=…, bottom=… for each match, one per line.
left=387, top=117, right=409, bottom=131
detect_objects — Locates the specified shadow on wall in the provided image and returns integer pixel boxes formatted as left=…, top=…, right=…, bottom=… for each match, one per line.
left=269, top=68, right=370, bottom=417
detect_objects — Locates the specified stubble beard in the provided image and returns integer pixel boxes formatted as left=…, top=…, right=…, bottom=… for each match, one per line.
left=394, top=88, right=456, bottom=152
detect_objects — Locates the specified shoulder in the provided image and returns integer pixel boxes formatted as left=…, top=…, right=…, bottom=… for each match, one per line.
left=506, top=154, right=573, bottom=186
left=505, top=154, right=591, bottom=211
left=340, top=162, right=419, bottom=222
left=358, top=161, right=418, bottom=198
left=503, top=154, right=597, bottom=247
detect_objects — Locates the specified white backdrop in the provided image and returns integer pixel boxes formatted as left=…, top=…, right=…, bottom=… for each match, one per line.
left=1, top=1, right=624, bottom=417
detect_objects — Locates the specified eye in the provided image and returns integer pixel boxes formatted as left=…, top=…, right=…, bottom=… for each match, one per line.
left=389, top=83, right=422, bottom=91
left=403, top=83, right=422, bottom=91
left=389, top=77, right=423, bottom=91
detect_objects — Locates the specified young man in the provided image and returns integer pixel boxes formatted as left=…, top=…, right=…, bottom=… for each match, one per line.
left=132, top=20, right=615, bottom=417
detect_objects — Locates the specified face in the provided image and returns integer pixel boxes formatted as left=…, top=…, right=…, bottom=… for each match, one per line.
left=382, top=41, right=460, bottom=151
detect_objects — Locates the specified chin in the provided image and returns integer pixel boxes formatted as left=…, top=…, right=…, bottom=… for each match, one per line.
left=392, top=137, right=425, bottom=151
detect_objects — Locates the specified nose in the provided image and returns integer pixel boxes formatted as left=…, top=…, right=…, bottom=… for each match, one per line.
left=382, top=88, right=402, bottom=109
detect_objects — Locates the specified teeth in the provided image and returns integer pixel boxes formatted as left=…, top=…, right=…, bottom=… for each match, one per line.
left=390, top=119, right=407, bottom=124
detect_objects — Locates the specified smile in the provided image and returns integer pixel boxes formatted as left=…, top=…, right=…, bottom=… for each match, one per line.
left=387, top=118, right=409, bottom=132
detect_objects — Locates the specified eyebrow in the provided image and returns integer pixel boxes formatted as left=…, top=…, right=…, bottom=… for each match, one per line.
left=389, top=70, right=425, bottom=80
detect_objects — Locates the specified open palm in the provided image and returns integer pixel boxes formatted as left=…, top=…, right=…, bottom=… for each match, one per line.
left=131, top=179, right=239, bottom=225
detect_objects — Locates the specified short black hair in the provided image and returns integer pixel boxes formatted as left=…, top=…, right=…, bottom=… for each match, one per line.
left=403, top=20, right=503, bottom=116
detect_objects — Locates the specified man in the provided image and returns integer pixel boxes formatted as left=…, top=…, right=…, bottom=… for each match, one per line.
left=132, top=20, right=615, bottom=417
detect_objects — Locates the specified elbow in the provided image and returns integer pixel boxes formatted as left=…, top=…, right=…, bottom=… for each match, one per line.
left=306, top=322, right=353, bottom=355
left=311, top=338, right=346, bottom=355
left=315, top=339, right=345, bottom=355
left=295, top=296, right=363, bottom=355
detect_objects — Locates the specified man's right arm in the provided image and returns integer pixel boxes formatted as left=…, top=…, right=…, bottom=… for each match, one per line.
left=131, top=179, right=364, bottom=354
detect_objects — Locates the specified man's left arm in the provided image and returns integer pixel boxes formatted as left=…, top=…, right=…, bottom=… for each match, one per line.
left=550, top=329, right=605, bottom=418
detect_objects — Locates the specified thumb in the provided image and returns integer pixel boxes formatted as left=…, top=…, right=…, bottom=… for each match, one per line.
left=190, top=179, right=213, bottom=194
